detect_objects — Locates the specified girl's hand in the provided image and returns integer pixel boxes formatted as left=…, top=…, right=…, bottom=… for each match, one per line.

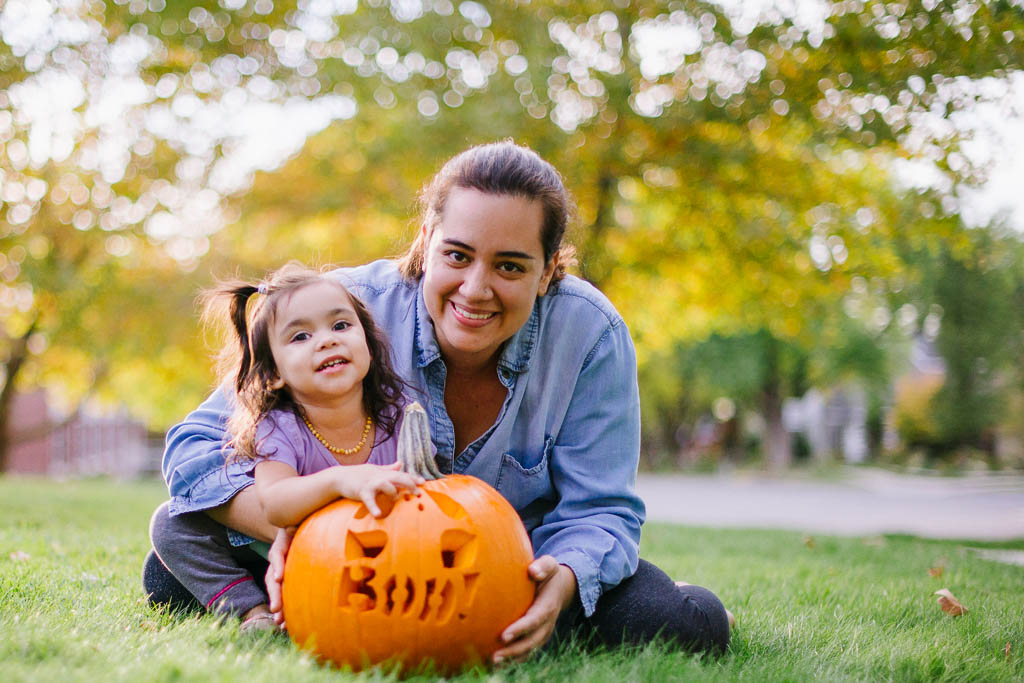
left=335, top=463, right=424, bottom=517
left=265, top=464, right=423, bottom=624
left=493, top=556, right=578, bottom=664
left=266, top=525, right=295, bottom=626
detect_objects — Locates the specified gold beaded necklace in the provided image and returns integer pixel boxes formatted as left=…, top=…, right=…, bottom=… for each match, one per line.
left=302, top=413, right=373, bottom=456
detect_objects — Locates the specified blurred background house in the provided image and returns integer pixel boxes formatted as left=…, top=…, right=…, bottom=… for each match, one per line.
left=5, top=390, right=162, bottom=478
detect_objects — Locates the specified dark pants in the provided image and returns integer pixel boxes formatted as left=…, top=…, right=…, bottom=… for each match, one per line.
left=143, top=504, right=730, bottom=653
left=552, top=559, right=730, bottom=653
left=145, top=501, right=269, bottom=616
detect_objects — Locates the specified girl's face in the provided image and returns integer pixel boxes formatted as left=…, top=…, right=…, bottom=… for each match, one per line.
left=421, top=187, right=558, bottom=369
left=267, top=280, right=371, bottom=409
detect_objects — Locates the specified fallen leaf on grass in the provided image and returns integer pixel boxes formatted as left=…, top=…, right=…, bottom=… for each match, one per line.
left=1006, top=642, right=1012, bottom=659
left=803, top=535, right=816, bottom=549
left=928, top=566, right=944, bottom=578
left=9, top=550, right=30, bottom=562
left=934, top=588, right=968, bottom=616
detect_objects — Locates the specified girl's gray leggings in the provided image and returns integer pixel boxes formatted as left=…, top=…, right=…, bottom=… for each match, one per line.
left=145, top=501, right=268, bottom=616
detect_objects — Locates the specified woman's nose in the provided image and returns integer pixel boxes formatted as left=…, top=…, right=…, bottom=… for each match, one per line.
left=460, top=264, right=492, bottom=299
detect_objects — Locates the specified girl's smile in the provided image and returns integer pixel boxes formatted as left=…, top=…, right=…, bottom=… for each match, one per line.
left=317, top=355, right=351, bottom=372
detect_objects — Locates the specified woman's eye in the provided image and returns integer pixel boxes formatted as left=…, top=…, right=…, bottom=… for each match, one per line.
left=498, top=262, right=526, bottom=274
left=444, top=250, right=469, bottom=264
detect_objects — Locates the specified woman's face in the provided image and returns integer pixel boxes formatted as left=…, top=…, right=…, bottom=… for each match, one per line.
left=421, top=187, right=558, bottom=369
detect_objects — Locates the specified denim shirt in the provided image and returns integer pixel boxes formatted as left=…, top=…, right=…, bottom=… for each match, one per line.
left=162, top=259, right=644, bottom=615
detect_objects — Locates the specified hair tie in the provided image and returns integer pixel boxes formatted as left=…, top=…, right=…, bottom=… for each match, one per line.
left=257, top=283, right=268, bottom=295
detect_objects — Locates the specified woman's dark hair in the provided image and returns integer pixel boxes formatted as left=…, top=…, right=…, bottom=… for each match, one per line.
left=202, top=262, right=406, bottom=462
left=397, top=140, right=578, bottom=281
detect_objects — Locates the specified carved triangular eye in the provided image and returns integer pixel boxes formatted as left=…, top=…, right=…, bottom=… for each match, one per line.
left=440, top=528, right=477, bottom=569
left=425, top=490, right=469, bottom=520
left=344, top=529, right=388, bottom=560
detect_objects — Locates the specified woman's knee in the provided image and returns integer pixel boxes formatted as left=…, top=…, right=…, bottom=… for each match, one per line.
left=674, top=583, right=731, bottom=653
left=633, top=559, right=730, bottom=653
left=593, top=559, right=730, bottom=654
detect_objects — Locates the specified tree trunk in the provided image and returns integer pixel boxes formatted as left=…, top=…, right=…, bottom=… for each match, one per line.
left=579, top=170, right=616, bottom=286
left=760, top=334, right=791, bottom=471
left=0, top=320, right=37, bottom=473
left=762, top=382, right=791, bottom=471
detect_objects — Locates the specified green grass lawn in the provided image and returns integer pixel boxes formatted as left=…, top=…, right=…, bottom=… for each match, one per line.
left=1, top=476, right=1021, bottom=682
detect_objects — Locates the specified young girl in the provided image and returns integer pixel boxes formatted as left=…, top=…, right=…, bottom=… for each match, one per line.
left=147, top=263, right=421, bottom=631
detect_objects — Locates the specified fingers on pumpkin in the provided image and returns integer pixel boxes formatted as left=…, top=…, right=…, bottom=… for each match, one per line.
left=393, top=472, right=421, bottom=492
left=528, top=555, right=558, bottom=581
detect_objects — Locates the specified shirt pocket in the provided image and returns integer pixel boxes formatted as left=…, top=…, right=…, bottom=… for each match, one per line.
left=495, top=437, right=556, bottom=529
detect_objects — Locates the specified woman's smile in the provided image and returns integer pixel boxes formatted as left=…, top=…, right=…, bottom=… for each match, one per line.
left=450, top=301, right=497, bottom=324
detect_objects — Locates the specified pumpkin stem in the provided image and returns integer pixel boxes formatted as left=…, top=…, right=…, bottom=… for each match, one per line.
left=398, top=402, right=444, bottom=480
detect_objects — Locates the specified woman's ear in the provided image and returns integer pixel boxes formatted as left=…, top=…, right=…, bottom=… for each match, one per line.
left=537, top=252, right=560, bottom=297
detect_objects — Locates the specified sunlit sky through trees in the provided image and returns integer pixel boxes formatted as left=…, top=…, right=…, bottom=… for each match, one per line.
left=2, top=0, right=1023, bottom=266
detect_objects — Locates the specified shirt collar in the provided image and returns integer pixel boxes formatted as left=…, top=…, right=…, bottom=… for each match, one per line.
left=413, top=279, right=540, bottom=374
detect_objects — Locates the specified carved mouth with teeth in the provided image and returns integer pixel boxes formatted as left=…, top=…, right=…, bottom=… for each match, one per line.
left=317, top=358, right=349, bottom=372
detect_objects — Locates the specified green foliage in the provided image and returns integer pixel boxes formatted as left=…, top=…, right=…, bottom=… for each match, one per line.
left=2, top=476, right=1024, bottom=681
left=898, top=228, right=1024, bottom=454
left=2, top=0, right=1024, bottom=464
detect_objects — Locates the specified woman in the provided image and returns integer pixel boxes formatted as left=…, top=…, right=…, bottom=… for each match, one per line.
left=145, top=141, right=731, bottom=659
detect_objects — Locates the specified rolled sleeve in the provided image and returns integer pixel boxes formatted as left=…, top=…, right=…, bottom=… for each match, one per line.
left=163, top=387, right=252, bottom=516
left=530, top=322, right=645, bottom=616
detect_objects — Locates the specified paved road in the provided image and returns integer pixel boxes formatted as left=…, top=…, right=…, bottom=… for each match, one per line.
left=636, top=468, right=1024, bottom=541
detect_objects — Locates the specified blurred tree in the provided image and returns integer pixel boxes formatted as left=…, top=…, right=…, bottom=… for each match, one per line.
left=185, top=0, right=1023, bottom=465
left=3, top=0, right=1023, bottom=470
left=888, top=225, right=1024, bottom=458
left=0, top=1, right=218, bottom=469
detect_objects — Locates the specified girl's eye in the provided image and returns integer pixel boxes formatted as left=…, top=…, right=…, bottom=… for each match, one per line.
left=289, top=332, right=311, bottom=343
left=333, top=320, right=351, bottom=331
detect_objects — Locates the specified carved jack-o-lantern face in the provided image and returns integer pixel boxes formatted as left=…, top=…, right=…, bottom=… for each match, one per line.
left=282, top=403, right=536, bottom=674
left=282, top=475, right=535, bottom=674
left=339, top=489, right=481, bottom=623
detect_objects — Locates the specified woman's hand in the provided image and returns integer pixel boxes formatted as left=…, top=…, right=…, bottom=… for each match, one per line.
left=266, top=525, right=295, bottom=626
left=334, top=462, right=424, bottom=517
left=493, top=556, right=578, bottom=664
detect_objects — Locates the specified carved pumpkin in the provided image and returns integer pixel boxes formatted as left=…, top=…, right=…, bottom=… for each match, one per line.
left=282, top=403, right=535, bottom=673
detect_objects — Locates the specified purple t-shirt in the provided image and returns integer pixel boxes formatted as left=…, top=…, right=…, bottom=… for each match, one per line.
left=249, top=408, right=401, bottom=475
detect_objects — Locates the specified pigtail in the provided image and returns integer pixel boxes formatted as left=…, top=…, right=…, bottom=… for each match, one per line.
left=226, top=284, right=259, bottom=395
left=200, top=278, right=279, bottom=463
